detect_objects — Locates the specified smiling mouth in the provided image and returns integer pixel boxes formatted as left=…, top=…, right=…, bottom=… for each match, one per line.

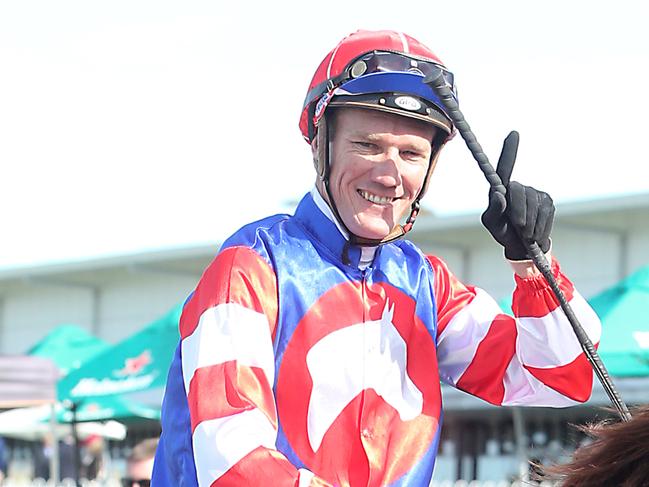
left=358, top=190, right=397, bottom=205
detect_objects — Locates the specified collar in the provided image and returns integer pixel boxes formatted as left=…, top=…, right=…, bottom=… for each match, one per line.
left=311, top=186, right=348, bottom=238
left=293, top=188, right=377, bottom=269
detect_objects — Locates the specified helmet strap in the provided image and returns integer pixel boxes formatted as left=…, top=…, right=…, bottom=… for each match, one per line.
left=314, top=117, right=329, bottom=180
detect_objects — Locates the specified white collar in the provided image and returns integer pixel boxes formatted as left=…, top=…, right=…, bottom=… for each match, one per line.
left=310, top=186, right=377, bottom=269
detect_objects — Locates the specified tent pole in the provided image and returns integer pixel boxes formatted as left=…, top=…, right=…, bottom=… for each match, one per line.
left=70, top=401, right=81, bottom=486
left=49, top=403, right=60, bottom=484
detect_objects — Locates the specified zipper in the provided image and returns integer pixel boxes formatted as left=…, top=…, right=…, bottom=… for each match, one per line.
left=359, top=267, right=368, bottom=440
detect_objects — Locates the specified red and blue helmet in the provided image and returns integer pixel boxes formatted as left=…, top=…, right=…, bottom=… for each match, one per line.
left=299, top=29, right=457, bottom=145
left=301, top=30, right=458, bottom=246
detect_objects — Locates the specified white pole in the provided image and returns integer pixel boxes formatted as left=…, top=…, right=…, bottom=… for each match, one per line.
left=49, top=403, right=60, bottom=484
left=512, top=407, right=529, bottom=483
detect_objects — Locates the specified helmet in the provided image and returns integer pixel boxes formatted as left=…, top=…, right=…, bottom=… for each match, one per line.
left=300, top=30, right=458, bottom=246
left=300, top=29, right=457, bottom=144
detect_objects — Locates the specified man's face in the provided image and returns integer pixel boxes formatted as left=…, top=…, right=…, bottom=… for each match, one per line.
left=124, top=457, right=154, bottom=487
left=321, top=108, right=436, bottom=240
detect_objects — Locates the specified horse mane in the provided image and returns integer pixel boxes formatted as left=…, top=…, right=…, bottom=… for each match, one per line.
left=542, top=405, right=649, bottom=486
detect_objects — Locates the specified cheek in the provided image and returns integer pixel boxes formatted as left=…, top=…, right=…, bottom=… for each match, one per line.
left=403, top=165, right=429, bottom=195
left=330, top=157, right=364, bottom=190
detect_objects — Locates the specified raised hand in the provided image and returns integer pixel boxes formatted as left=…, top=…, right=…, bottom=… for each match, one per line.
left=481, top=131, right=555, bottom=261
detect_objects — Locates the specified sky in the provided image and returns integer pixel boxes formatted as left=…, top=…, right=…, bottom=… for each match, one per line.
left=1, top=0, right=647, bottom=269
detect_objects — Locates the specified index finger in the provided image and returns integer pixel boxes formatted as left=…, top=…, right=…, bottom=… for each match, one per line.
left=496, top=130, right=520, bottom=186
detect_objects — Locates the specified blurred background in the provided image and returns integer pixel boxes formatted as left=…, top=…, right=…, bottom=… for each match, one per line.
left=0, top=0, right=647, bottom=485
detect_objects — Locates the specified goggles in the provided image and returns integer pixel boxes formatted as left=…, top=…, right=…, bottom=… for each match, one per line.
left=316, top=50, right=457, bottom=103
left=342, top=50, right=456, bottom=96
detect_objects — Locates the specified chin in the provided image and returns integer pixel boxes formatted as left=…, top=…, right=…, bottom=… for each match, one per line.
left=349, top=221, right=393, bottom=241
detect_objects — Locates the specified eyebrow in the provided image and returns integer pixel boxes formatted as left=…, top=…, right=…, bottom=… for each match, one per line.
left=346, top=132, right=380, bottom=142
left=348, top=132, right=430, bottom=153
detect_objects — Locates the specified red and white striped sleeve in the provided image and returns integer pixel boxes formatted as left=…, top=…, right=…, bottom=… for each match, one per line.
left=180, top=246, right=331, bottom=487
left=430, top=255, right=601, bottom=407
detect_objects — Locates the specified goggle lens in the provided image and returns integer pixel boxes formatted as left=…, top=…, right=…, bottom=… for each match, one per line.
left=347, top=51, right=456, bottom=98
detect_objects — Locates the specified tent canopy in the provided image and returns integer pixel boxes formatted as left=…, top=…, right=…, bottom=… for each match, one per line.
left=589, top=265, right=649, bottom=377
left=59, top=395, right=160, bottom=423
left=57, top=304, right=182, bottom=401
left=26, top=324, right=159, bottom=422
left=27, top=324, right=109, bottom=376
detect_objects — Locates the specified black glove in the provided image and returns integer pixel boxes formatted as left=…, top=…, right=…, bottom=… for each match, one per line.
left=481, top=131, right=555, bottom=261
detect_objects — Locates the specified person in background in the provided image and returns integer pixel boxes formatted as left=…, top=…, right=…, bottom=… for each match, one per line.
left=33, top=434, right=77, bottom=481
left=80, top=434, right=106, bottom=481
left=0, top=436, right=7, bottom=485
left=122, top=437, right=158, bottom=487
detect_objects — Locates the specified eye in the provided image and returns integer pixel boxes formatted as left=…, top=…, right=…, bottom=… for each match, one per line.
left=354, top=141, right=375, bottom=148
left=353, top=141, right=379, bottom=152
left=401, top=149, right=426, bottom=160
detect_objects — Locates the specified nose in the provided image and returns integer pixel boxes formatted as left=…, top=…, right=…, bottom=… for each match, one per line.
left=372, top=147, right=402, bottom=187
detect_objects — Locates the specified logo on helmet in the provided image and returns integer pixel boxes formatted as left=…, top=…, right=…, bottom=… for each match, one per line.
left=313, top=90, right=334, bottom=128
left=394, top=96, right=421, bottom=112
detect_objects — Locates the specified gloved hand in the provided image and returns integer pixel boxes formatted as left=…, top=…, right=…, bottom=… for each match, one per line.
left=481, top=131, right=555, bottom=261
